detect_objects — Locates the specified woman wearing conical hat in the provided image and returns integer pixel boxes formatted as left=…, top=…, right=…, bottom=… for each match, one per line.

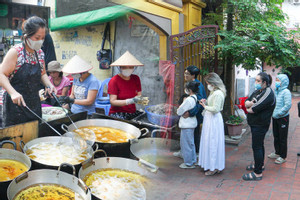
left=108, top=51, right=144, bottom=119
left=59, top=55, right=101, bottom=117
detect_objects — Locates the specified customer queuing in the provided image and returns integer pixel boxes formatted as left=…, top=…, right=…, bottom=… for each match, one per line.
left=173, top=65, right=206, bottom=158
left=268, top=74, right=292, bottom=164
left=243, top=72, right=275, bottom=181
left=198, top=72, right=226, bottom=176
left=177, top=81, right=199, bottom=169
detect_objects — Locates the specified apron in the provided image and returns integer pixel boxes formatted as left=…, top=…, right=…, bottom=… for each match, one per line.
left=1, top=44, right=42, bottom=127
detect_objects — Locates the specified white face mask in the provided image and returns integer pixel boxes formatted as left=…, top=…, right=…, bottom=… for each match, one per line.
left=207, top=84, right=214, bottom=91
left=72, top=74, right=81, bottom=79
left=121, top=69, right=134, bottom=77
left=27, top=38, right=44, bottom=51
left=184, top=89, right=190, bottom=95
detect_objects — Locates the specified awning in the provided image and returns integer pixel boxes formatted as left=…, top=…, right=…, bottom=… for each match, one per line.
left=50, top=5, right=132, bottom=31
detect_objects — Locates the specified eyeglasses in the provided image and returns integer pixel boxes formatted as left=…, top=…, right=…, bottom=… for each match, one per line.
left=184, top=72, right=191, bottom=76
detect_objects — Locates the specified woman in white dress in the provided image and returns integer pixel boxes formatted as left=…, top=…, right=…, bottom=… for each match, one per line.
left=198, top=72, right=226, bottom=176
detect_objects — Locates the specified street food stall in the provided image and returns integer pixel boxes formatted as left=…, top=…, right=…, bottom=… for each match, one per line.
left=0, top=106, right=179, bottom=199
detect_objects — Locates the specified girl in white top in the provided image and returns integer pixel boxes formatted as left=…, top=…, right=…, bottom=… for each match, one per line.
left=199, top=72, right=226, bottom=175
left=177, top=81, right=200, bottom=169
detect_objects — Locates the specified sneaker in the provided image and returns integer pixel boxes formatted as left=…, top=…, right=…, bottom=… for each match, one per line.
left=179, top=163, right=195, bottom=169
left=173, top=151, right=183, bottom=158
left=268, top=152, right=280, bottom=159
left=275, top=157, right=286, bottom=164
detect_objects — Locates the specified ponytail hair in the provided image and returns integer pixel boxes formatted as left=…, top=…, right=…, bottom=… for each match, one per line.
left=258, top=72, right=272, bottom=87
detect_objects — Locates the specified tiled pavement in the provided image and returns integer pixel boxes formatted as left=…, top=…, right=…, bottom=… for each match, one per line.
left=149, top=97, right=300, bottom=200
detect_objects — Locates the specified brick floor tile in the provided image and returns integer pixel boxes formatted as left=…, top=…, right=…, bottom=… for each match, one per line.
left=269, top=191, right=290, bottom=200
left=272, top=182, right=292, bottom=193
left=226, top=194, right=249, bottom=200
left=290, top=192, right=300, bottom=200
left=187, top=191, right=211, bottom=200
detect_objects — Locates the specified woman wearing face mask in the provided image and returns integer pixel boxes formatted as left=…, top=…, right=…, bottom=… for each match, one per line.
left=243, top=72, right=275, bottom=181
left=268, top=74, right=291, bottom=164
left=0, top=16, right=56, bottom=127
left=59, top=55, right=100, bottom=117
left=198, top=72, right=226, bottom=176
left=108, top=51, right=144, bottom=119
left=177, top=81, right=200, bottom=169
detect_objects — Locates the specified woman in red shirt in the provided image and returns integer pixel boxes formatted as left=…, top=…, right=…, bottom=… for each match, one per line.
left=108, top=51, right=144, bottom=120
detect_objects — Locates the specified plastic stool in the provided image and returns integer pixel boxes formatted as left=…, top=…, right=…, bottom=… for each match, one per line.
left=95, top=103, right=111, bottom=116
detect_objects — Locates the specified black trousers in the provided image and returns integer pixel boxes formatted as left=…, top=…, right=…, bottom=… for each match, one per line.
left=272, top=115, right=289, bottom=159
left=194, top=124, right=201, bottom=153
left=250, top=125, right=269, bottom=174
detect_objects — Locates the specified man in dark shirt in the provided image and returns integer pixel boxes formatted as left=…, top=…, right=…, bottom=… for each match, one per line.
left=42, top=33, right=56, bottom=71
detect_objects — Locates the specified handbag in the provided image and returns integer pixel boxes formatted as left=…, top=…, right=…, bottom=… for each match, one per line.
left=97, top=23, right=112, bottom=70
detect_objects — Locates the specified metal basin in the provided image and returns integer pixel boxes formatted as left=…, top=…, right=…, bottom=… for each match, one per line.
left=20, top=136, right=96, bottom=175
left=78, top=150, right=161, bottom=200
left=7, top=163, right=91, bottom=200
left=0, top=140, right=31, bottom=200
left=130, top=129, right=180, bottom=169
left=62, top=119, right=149, bottom=157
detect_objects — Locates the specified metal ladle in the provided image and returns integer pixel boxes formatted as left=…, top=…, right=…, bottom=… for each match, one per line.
left=50, top=91, right=78, bottom=129
left=50, top=92, right=95, bottom=146
left=25, top=105, right=87, bottom=152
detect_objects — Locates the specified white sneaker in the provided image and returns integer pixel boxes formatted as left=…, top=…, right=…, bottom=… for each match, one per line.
left=268, top=152, right=280, bottom=159
left=275, top=157, right=286, bottom=164
left=173, top=150, right=183, bottom=158
left=179, top=163, right=195, bottom=169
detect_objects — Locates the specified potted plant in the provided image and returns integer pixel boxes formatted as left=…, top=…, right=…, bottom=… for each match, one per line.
left=226, top=115, right=244, bottom=137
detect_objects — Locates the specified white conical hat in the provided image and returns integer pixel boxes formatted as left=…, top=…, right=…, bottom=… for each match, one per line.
left=62, top=55, right=93, bottom=74
left=110, top=51, right=144, bottom=66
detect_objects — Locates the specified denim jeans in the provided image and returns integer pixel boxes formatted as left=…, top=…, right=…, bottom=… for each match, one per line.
left=180, top=128, right=197, bottom=166
left=250, top=125, right=270, bottom=174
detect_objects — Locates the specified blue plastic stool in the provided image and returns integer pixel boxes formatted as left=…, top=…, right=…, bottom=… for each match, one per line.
left=95, top=103, right=111, bottom=116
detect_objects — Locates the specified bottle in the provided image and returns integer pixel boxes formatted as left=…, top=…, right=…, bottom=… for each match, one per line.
left=293, top=83, right=297, bottom=92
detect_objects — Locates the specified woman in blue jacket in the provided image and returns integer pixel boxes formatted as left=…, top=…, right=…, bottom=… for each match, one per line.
left=268, top=74, right=292, bottom=164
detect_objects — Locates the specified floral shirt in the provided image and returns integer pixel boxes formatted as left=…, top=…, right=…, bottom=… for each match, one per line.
left=0, top=43, right=46, bottom=105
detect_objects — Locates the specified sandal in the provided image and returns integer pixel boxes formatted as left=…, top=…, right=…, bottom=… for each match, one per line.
left=205, top=170, right=221, bottom=176
left=246, top=164, right=265, bottom=171
left=242, top=172, right=262, bottom=181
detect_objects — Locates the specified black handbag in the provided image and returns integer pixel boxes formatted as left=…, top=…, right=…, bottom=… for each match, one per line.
left=97, top=23, right=112, bottom=70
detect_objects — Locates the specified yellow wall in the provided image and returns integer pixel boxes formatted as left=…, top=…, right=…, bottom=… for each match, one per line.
left=183, top=0, right=206, bottom=31
left=51, top=24, right=114, bottom=81
left=45, top=0, right=205, bottom=81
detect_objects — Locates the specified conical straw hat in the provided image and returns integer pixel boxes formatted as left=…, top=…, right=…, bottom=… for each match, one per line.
left=110, top=51, right=144, bottom=66
left=62, top=55, right=93, bottom=74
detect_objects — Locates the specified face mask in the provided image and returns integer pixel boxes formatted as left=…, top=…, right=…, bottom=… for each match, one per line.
left=255, top=83, right=262, bottom=90
left=207, top=84, right=214, bottom=91
left=275, top=81, right=281, bottom=89
left=121, top=69, right=134, bottom=77
left=27, top=38, right=44, bottom=51
left=184, top=89, right=190, bottom=95
left=72, top=74, right=81, bottom=79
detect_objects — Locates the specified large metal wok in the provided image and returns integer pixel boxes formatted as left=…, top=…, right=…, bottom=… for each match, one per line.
left=130, top=129, right=180, bottom=170
left=20, top=136, right=97, bottom=174
left=62, top=119, right=149, bottom=157
left=0, top=141, right=31, bottom=200
left=7, top=163, right=91, bottom=200
left=78, top=150, right=162, bottom=200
